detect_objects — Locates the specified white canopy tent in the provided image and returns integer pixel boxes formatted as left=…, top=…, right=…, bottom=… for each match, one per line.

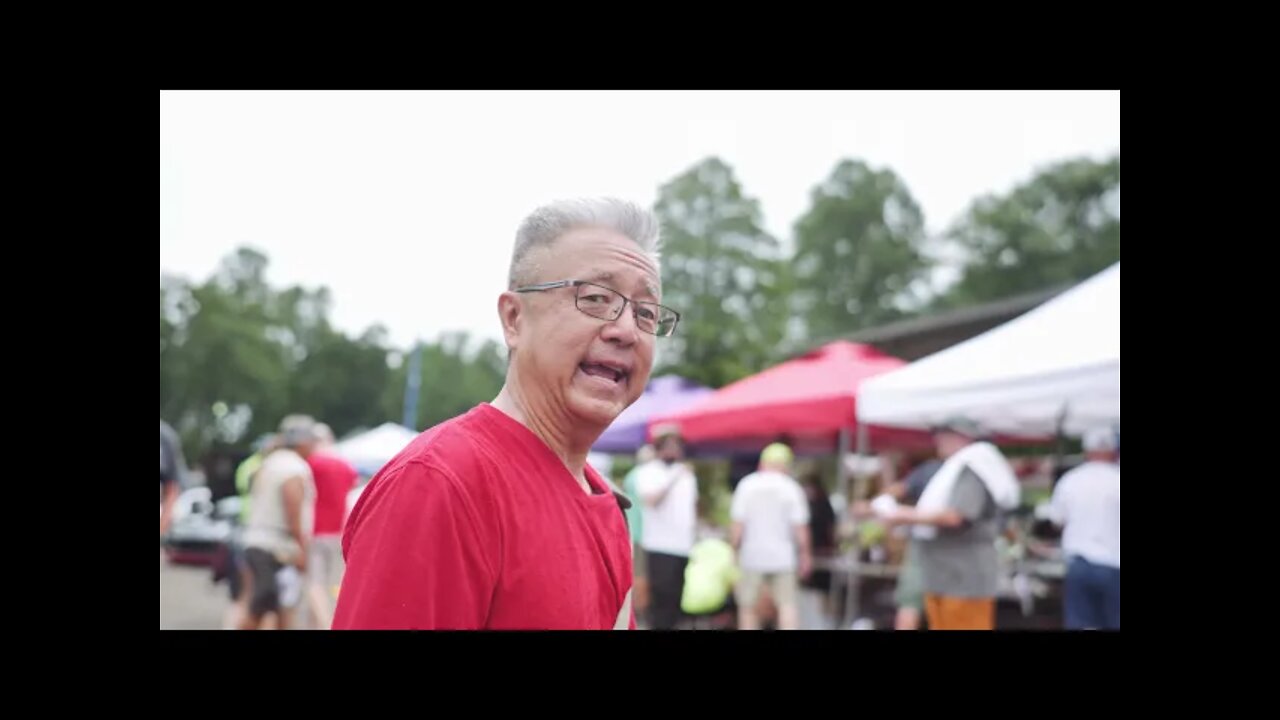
left=334, top=422, right=420, bottom=477
left=857, top=262, right=1119, bottom=437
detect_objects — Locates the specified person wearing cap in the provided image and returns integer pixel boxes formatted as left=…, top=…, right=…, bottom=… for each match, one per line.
left=729, top=442, right=811, bottom=630
left=1049, top=427, right=1120, bottom=629
left=239, top=415, right=318, bottom=630
left=334, top=198, right=676, bottom=630
left=303, top=422, right=358, bottom=630
left=882, top=417, right=1018, bottom=630
left=634, top=427, right=699, bottom=630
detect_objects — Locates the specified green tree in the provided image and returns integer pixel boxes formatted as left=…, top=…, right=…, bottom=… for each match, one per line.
left=288, top=325, right=394, bottom=438
left=791, top=159, right=930, bottom=338
left=652, top=157, right=789, bottom=387
left=940, top=155, right=1120, bottom=307
left=394, top=332, right=508, bottom=430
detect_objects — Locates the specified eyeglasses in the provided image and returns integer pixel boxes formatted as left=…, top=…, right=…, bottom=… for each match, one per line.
left=514, top=280, right=681, bottom=337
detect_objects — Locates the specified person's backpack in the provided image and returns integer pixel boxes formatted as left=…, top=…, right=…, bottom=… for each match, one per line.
left=681, top=537, right=739, bottom=615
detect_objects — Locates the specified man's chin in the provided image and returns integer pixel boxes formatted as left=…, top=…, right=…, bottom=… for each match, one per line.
left=569, top=394, right=628, bottom=429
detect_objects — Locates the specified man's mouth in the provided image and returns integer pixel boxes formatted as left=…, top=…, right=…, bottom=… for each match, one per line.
left=579, top=361, right=629, bottom=385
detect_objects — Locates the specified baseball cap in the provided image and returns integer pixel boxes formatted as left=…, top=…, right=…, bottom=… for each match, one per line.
left=651, top=423, right=683, bottom=442
left=760, top=442, right=794, bottom=467
left=278, top=414, right=318, bottom=448
left=932, top=416, right=983, bottom=438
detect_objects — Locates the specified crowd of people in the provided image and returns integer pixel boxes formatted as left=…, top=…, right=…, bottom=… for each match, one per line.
left=162, top=415, right=359, bottom=630
left=161, top=196, right=1119, bottom=631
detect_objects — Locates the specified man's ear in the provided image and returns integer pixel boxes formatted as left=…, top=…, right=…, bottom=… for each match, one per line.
left=497, top=291, right=522, bottom=353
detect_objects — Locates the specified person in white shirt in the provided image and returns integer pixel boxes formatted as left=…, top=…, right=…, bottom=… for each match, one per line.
left=635, top=427, right=698, bottom=630
left=1050, top=427, right=1120, bottom=630
left=730, top=443, right=811, bottom=630
left=240, top=415, right=318, bottom=630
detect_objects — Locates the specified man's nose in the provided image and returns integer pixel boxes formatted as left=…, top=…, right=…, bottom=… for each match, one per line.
left=601, top=303, right=641, bottom=344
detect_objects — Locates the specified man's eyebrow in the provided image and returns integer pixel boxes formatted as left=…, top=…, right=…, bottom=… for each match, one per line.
left=583, top=270, right=660, bottom=301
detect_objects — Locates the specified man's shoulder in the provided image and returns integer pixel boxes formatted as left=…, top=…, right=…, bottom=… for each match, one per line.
left=379, top=407, right=506, bottom=490
left=307, top=451, right=352, bottom=473
left=1060, top=462, right=1119, bottom=489
left=263, top=449, right=310, bottom=476
left=634, top=459, right=667, bottom=480
left=734, top=471, right=771, bottom=494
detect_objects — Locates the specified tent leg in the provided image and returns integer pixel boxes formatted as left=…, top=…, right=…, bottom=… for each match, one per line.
left=841, top=425, right=869, bottom=628
left=837, top=426, right=852, bottom=500
left=1051, top=404, right=1070, bottom=490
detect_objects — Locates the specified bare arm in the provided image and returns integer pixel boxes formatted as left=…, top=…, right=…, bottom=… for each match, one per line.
left=282, top=475, right=309, bottom=571
left=730, top=521, right=744, bottom=550
left=160, top=481, right=180, bottom=536
left=794, top=523, right=812, bottom=579
left=887, top=506, right=966, bottom=529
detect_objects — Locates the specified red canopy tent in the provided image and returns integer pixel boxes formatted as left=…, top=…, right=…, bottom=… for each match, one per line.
left=647, top=341, right=933, bottom=453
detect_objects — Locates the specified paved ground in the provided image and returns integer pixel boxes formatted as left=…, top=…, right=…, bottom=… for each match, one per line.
left=160, top=551, right=229, bottom=630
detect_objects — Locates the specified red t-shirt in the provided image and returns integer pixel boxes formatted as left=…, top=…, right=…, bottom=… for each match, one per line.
left=332, top=404, right=635, bottom=630
left=307, top=451, right=359, bottom=537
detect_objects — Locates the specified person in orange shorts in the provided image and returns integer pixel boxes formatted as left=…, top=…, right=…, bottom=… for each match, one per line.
left=883, top=418, right=1017, bottom=630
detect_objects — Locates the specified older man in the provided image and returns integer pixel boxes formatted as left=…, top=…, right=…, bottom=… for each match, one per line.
left=334, top=198, right=678, bottom=630
left=1050, top=427, right=1120, bottom=630
left=240, top=415, right=318, bottom=631
left=884, top=418, right=1018, bottom=630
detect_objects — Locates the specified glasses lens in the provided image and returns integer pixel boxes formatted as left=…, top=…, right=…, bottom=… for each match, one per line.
left=653, top=308, right=679, bottom=337
left=575, top=283, right=625, bottom=320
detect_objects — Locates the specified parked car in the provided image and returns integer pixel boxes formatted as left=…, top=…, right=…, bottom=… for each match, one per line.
left=162, top=487, right=236, bottom=566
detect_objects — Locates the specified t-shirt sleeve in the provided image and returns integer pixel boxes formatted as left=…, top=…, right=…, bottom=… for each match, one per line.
left=333, top=461, right=497, bottom=630
left=635, top=463, right=668, bottom=497
left=342, top=459, right=359, bottom=491
left=949, top=467, right=992, bottom=522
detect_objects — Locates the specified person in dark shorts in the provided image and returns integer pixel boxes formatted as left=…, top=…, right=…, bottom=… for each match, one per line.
left=240, top=416, right=317, bottom=630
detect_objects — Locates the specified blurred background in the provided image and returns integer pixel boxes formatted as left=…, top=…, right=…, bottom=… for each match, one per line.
left=160, top=90, right=1119, bottom=630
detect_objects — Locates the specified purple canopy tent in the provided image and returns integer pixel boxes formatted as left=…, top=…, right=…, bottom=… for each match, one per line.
left=591, top=375, right=713, bottom=454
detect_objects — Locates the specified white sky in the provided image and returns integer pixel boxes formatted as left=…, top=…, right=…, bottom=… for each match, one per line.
left=160, top=90, right=1120, bottom=351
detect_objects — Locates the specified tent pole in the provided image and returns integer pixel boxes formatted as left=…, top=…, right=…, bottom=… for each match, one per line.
left=854, top=422, right=869, bottom=502
left=841, top=423, right=870, bottom=628
left=1052, top=403, right=1070, bottom=490
left=830, top=426, right=851, bottom=627
left=837, top=426, right=851, bottom=500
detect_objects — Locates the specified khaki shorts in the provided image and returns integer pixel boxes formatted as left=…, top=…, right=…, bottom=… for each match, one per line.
left=309, top=535, right=345, bottom=597
left=736, top=570, right=799, bottom=609
left=632, top=542, right=648, bottom=579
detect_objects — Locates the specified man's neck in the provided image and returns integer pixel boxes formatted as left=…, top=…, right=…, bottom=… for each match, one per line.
left=491, top=381, right=594, bottom=491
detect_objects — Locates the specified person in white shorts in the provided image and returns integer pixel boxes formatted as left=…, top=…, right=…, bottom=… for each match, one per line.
left=730, top=443, right=810, bottom=630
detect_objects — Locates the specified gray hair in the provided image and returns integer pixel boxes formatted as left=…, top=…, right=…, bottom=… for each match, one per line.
left=278, top=414, right=317, bottom=449
left=508, top=197, right=662, bottom=290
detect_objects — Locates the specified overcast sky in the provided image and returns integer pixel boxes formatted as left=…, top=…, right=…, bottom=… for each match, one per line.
left=160, top=90, right=1120, bottom=350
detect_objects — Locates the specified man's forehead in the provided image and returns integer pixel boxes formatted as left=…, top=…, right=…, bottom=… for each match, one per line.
left=536, top=228, right=660, bottom=294
left=582, top=269, right=660, bottom=298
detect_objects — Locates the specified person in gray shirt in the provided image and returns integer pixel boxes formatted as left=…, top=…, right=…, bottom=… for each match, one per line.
left=884, top=418, right=1002, bottom=630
